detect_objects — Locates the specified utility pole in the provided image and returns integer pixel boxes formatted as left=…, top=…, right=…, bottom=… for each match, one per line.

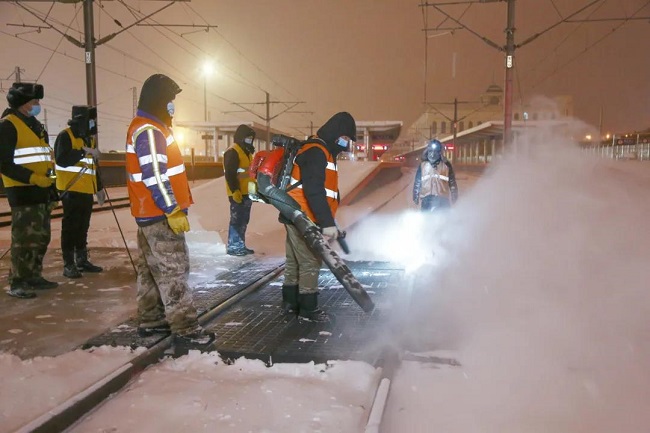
left=225, top=92, right=308, bottom=150
left=132, top=86, right=138, bottom=118
left=265, top=92, right=270, bottom=147
left=422, top=0, right=630, bottom=149
left=14, top=66, right=22, bottom=83
left=82, top=0, right=97, bottom=107
left=4, top=0, right=204, bottom=146
left=426, top=98, right=486, bottom=139
left=598, top=106, right=603, bottom=141
left=503, top=0, right=515, bottom=147
left=203, top=76, right=209, bottom=155
left=288, top=121, right=318, bottom=139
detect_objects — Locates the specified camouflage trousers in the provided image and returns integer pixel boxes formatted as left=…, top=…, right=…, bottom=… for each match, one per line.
left=136, top=220, right=200, bottom=335
left=10, top=203, right=52, bottom=282
left=284, top=224, right=322, bottom=295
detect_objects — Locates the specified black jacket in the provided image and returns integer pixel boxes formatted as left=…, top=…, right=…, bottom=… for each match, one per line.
left=293, top=112, right=357, bottom=228
left=223, top=124, right=255, bottom=194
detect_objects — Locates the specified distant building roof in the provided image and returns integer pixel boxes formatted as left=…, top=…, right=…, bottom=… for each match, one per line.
left=485, top=84, right=503, bottom=94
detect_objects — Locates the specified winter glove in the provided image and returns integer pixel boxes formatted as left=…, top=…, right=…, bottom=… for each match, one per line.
left=83, top=146, right=101, bottom=159
left=96, top=189, right=106, bottom=206
left=29, top=173, right=54, bottom=188
left=321, top=226, right=339, bottom=241
left=231, top=190, right=243, bottom=204
left=165, top=206, right=190, bottom=234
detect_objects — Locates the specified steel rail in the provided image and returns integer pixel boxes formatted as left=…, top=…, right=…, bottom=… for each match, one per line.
left=13, top=263, right=286, bottom=433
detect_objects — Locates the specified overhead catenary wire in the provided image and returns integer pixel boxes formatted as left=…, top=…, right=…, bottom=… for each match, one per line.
left=182, top=2, right=316, bottom=126
left=4, top=1, right=317, bottom=133
left=36, top=5, right=82, bottom=82
left=5, top=1, right=235, bottom=111
left=523, top=0, right=606, bottom=81
left=530, top=0, right=650, bottom=89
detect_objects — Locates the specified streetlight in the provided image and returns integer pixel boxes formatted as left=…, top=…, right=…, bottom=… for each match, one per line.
left=202, top=60, right=214, bottom=123
left=201, top=60, right=214, bottom=157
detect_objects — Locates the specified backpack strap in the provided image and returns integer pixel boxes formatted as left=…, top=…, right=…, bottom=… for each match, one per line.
left=285, top=138, right=326, bottom=192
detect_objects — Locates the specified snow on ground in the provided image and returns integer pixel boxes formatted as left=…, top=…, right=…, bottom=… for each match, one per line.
left=0, top=346, right=144, bottom=432
left=70, top=354, right=380, bottom=433
left=3, top=126, right=650, bottom=432
left=0, top=159, right=393, bottom=432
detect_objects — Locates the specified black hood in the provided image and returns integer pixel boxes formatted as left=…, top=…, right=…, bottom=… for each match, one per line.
left=316, top=112, right=357, bottom=156
left=137, top=74, right=181, bottom=126
left=234, top=124, right=256, bottom=154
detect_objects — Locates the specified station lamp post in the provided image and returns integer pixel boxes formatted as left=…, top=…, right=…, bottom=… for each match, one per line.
left=201, top=60, right=214, bottom=156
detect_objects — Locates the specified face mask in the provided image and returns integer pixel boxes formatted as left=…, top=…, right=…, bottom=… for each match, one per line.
left=167, top=102, right=175, bottom=116
left=244, top=137, right=253, bottom=145
left=28, top=104, right=42, bottom=117
left=89, top=119, right=96, bottom=130
left=336, top=136, right=349, bottom=148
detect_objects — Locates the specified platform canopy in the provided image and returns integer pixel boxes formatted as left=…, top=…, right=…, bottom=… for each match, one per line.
left=401, top=119, right=572, bottom=158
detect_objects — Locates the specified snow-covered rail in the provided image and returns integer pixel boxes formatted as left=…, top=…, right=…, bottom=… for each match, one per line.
left=12, top=263, right=285, bottom=433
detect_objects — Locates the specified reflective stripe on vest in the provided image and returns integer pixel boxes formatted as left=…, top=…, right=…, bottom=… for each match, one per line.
left=125, top=116, right=192, bottom=218
left=288, top=160, right=339, bottom=199
left=55, top=129, right=97, bottom=194
left=1, top=114, right=52, bottom=188
left=417, top=160, right=452, bottom=199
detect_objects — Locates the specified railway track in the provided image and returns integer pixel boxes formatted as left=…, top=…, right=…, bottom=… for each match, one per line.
left=15, top=262, right=286, bottom=433
left=13, top=258, right=403, bottom=433
left=0, top=197, right=131, bottom=228
left=5, top=185, right=410, bottom=432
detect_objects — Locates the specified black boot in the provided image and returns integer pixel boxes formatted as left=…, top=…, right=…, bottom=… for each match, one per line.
left=63, top=249, right=82, bottom=279
left=297, top=292, right=330, bottom=323
left=137, top=319, right=171, bottom=337
left=173, top=327, right=216, bottom=356
left=281, top=284, right=299, bottom=315
left=76, top=248, right=103, bottom=273
left=7, top=281, right=36, bottom=299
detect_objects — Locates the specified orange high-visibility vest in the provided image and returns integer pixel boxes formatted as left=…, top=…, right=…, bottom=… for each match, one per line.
left=287, top=142, right=339, bottom=223
left=125, top=116, right=192, bottom=218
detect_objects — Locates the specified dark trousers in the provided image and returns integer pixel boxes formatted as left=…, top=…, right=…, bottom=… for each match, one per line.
left=421, top=195, right=450, bottom=212
left=227, top=196, right=252, bottom=252
left=60, top=191, right=93, bottom=253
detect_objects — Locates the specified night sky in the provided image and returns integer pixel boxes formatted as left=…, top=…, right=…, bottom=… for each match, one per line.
left=1, top=0, right=648, bottom=150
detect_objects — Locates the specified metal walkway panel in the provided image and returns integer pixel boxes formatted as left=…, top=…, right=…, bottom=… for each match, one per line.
left=209, top=261, right=403, bottom=364
left=81, top=258, right=283, bottom=349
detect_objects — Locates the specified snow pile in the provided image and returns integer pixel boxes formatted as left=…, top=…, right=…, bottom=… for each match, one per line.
left=0, top=346, right=143, bottom=432
left=71, top=352, right=380, bottom=432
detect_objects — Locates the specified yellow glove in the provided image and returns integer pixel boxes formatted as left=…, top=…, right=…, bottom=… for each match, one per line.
left=231, top=190, right=243, bottom=204
left=29, top=173, right=54, bottom=188
left=165, top=207, right=190, bottom=234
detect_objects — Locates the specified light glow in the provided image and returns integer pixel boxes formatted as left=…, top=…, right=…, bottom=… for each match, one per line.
left=202, top=61, right=215, bottom=77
